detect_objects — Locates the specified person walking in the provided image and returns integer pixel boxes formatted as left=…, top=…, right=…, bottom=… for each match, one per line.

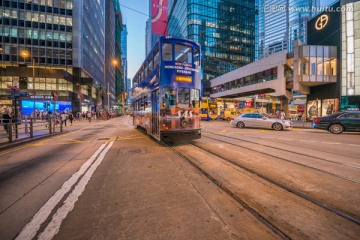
left=87, top=111, right=92, bottom=122
left=68, top=112, right=74, bottom=126
left=61, top=112, right=68, bottom=127
left=280, top=109, right=286, bottom=120
left=1, top=109, right=11, bottom=133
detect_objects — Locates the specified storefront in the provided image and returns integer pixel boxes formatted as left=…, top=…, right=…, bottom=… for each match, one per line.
left=21, top=99, right=72, bottom=116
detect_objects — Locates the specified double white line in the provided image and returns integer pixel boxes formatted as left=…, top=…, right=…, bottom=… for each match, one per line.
left=16, top=141, right=114, bottom=240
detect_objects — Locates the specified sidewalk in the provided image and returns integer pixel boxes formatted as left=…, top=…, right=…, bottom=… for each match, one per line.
left=0, top=119, right=100, bottom=151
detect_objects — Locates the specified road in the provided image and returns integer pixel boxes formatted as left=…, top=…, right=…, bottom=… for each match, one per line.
left=0, top=116, right=359, bottom=239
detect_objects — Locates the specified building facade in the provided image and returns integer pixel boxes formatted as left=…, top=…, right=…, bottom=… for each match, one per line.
left=341, top=0, right=360, bottom=109
left=167, top=0, right=257, bottom=96
left=0, top=0, right=118, bottom=115
left=259, top=0, right=324, bottom=59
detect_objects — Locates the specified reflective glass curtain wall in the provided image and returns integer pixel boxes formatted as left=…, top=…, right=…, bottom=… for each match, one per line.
left=72, top=0, right=105, bottom=84
left=168, top=0, right=257, bottom=96
left=259, top=0, right=320, bottom=59
left=0, top=0, right=73, bottom=66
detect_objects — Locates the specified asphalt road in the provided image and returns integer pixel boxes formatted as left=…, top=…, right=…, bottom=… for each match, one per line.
left=0, top=117, right=359, bottom=239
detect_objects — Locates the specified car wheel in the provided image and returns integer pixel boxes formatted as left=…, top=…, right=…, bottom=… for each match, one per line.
left=272, top=122, right=283, bottom=131
left=226, top=117, right=231, bottom=121
left=236, top=121, right=245, bottom=128
left=329, top=124, right=344, bottom=134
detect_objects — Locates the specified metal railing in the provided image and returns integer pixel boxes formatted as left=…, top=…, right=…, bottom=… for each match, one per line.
left=0, top=116, right=64, bottom=143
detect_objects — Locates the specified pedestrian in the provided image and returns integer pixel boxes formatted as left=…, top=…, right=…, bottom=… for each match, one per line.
left=87, top=111, right=92, bottom=122
left=280, top=109, right=286, bottom=120
left=1, top=109, right=11, bottom=133
left=45, top=111, right=51, bottom=128
left=61, top=112, right=68, bottom=126
left=68, top=112, right=74, bottom=126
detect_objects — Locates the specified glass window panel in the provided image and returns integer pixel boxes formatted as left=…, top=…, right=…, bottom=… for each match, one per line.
left=162, top=87, right=176, bottom=108
left=175, top=44, right=192, bottom=64
left=154, top=49, right=160, bottom=68
left=162, top=43, right=172, bottom=61
left=178, top=88, right=190, bottom=108
left=194, top=48, right=200, bottom=66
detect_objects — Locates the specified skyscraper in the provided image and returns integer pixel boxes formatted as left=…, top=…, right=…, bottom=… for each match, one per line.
left=259, top=0, right=328, bottom=59
left=167, top=0, right=257, bottom=96
left=0, top=1, right=118, bottom=114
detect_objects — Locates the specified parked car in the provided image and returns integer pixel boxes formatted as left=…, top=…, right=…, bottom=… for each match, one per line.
left=230, top=113, right=292, bottom=131
left=219, top=110, right=238, bottom=121
left=312, top=111, right=360, bottom=134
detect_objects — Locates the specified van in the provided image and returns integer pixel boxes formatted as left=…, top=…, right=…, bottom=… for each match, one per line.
left=219, top=110, right=238, bottom=121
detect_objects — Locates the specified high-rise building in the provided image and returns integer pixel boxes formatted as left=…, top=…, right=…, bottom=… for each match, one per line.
left=259, top=0, right=331, bottom=59
left=0, top=1, right=77, bottom=113
left=0, top=1, right=119, bottom=114
left=121, top=24, right=128, bottom=89
left=167, top=0, right=257, bottom=96
left=113, top=0, right=124, bottom=108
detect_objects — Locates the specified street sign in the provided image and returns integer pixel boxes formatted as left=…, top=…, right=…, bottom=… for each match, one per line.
left=6, top=92, right=29, bottom=98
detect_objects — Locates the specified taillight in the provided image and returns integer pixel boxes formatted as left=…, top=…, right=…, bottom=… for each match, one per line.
left=313, top=118, right=321, bottom=123
left=231, top=117, right=234, bottom=120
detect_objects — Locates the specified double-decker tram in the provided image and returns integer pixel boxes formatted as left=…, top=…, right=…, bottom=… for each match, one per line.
left=132, top=36, right=201, bottom=142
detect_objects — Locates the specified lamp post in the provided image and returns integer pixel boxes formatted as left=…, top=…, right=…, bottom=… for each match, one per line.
left=104, top=59, right=118, bottom=112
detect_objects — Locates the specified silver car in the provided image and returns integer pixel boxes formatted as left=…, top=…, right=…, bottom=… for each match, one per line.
left=230, top=113, right=292, bottom=131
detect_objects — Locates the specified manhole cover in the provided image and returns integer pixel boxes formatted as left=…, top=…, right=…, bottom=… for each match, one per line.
left=118, top=147, right=146, bottom=155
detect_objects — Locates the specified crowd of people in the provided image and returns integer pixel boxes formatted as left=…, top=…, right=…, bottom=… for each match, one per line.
left=1, top=109, right=116, bottom=134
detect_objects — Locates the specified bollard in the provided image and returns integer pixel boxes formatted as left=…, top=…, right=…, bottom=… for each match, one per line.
left=25, top=116, right=28, bottom=134
left=30, top=118, right=33, bottom=138
left=49, top=119, right=52, bottom=134
left=8, top=124, right=13, bottom=143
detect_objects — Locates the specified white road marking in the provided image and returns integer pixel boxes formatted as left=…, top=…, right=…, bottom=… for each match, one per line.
left=322, top=142, right=341, bottom=145
left=349, top=144, right=360, bottom=147
left=16, top=143, right=108, bottom=240
left=300, top=140, right=316, bottom=142
left=38, top=141, right=114, bottom=240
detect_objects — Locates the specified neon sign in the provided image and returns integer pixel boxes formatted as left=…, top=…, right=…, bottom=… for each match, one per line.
left=315, top=15, right=328, bottom=30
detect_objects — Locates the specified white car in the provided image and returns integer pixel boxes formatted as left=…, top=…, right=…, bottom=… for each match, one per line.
left=230, top=113, right=292, bottom=131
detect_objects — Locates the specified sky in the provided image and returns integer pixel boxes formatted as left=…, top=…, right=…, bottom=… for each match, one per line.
left=120, top=1, right=149, bottom=80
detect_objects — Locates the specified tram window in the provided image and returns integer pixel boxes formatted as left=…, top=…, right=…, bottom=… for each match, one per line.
left=178, top=88, right=190, bottom=108
left=194, top=48, right=200, bottom=66
left=144, top=96, right=148, bottom=110
left=162, top=87, right=176, bottom=108
left=190, top=89, right=200, bottom=108
left=162, top=43, right=172, bottom=61
left=175, top=44, right=192, bottom=64
left=154, top=49, right=160, bottom=68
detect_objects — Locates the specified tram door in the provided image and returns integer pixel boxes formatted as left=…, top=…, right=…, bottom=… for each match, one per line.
left=151, top=89, right=159, bottom=136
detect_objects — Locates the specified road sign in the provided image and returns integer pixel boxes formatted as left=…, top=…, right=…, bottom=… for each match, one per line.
left=6, top=92, right=29, bottom=98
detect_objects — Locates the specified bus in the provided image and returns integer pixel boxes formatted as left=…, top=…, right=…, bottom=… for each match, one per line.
left=200, top=97, right=218, bottom=120
left=132, top=36, right=201, bottom=142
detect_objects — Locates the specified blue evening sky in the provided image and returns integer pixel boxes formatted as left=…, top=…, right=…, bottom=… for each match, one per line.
left=120, top=1, right=149, bottom=80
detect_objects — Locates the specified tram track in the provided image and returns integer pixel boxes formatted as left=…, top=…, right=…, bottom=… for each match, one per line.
left=203, top=132, right=360, bottom=184
left=164, top=142, right=291, bottom=240
left=164, top=140, right=360, bottom=239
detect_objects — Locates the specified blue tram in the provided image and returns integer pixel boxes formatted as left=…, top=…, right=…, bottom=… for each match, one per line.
left=132, top=36, right=202, bottom=142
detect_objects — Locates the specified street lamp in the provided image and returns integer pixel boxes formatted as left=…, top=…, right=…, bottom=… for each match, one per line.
left=104, top=59, right=119, bottom=112
left=21, top=50, right=29, bottom=63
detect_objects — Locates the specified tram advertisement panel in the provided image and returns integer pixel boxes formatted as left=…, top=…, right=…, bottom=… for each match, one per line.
left=159, top=87, right=201, bottom=131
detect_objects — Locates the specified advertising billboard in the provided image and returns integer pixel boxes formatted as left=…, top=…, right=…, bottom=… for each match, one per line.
left=152, top=0, right=168, bottom=35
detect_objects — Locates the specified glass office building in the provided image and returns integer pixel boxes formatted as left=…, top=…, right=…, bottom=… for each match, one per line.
left=259, top=0, right=322, bottom=58
left=167, top=0, right=257, bottom=96
left=0, top=0, right=118, bottom=114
